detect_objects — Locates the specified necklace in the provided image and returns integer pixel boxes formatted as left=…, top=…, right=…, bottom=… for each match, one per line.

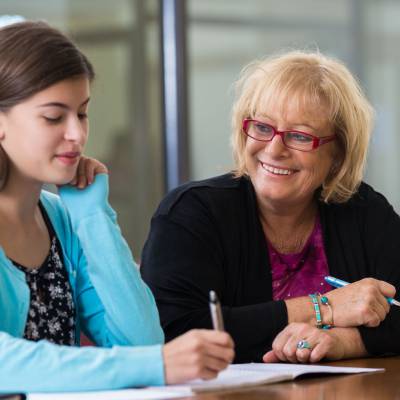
left=266, top=213, right=319, bottom=276
left=260, top=205, right=318, bottom=254
left=268, top=237, right=313, bottom=274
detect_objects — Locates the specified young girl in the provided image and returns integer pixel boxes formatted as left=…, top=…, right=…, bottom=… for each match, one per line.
left=0, top=21, right=234, bottom=392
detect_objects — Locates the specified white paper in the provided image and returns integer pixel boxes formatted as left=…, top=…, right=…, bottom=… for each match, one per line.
left=27, top=387, right=191, bottom=400
left=165, top=362, right=383, bottom=393
left=178, top=369, right=292, bottom=392
left=228, top=362, right=384, bottom=378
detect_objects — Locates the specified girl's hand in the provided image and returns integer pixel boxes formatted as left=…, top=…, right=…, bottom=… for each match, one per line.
left=70, top=156, right=108, bottom=189
left=262, top=323, right=366, bottom=364
left=163, top=329, right=235, bottom=384
left=325, top=278, right=395, bottom=328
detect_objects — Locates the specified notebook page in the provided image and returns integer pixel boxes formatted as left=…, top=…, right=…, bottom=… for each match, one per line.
left=229, top=362, right=384, bottom=378
left=183, top=368, right=292, bottom=392
left=28, top=388, right=191, bottom=400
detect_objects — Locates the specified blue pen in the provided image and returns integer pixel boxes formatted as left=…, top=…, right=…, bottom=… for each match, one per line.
left=325, top=276, right=400, bottom=307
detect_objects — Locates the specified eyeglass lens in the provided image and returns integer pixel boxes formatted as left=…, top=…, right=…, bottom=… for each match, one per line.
left=247, top=121, right=314, bottom=151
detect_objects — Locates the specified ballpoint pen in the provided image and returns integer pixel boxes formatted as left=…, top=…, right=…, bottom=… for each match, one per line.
left=324, top=275, right=400, bottom=306
left=209, top=290, right=225, bottom=331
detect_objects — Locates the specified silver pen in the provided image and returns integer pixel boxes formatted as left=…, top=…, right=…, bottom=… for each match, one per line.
left=209, top=290, right=225, bottom=331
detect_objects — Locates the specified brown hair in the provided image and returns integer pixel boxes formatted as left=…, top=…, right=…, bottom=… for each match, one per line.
left=231, top=51, right=374, bottom=203
left=0, top=20, right=95, bottom=188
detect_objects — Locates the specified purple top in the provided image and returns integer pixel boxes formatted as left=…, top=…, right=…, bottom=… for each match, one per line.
left=268, top=214, right=332, bottom=300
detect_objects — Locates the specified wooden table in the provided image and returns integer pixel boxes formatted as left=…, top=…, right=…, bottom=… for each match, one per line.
left=190, top=357, right=400, bottom=400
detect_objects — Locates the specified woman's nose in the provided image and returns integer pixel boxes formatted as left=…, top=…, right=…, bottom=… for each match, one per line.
left=264, top=133, right=288, bottom=157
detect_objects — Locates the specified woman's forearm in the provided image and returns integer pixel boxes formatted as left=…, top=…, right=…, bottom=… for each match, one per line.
left=285, top=296, right=319, bottom=325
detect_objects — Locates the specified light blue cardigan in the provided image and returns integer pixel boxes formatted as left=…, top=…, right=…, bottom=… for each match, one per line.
left=0, top=174, right=165, bottom=392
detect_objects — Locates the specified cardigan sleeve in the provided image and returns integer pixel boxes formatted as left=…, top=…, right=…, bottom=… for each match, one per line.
left=357, top=192, right=400, bottom=355
left=58, top=174, right=164, bottom=348
left=0, top=331, right=164, bottom=392
left=141, top=189, right=288, bottom=363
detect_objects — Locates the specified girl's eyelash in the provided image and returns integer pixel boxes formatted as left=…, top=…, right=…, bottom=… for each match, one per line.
left=43, top=113, right=88, bottom=123
left=44, top=116, right=62, bottom=123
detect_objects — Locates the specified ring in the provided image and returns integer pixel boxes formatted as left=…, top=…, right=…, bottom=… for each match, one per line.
left=297, top=340, right=312, bottom=350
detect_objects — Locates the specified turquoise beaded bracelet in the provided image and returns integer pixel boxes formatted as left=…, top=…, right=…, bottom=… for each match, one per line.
left=309, top=293, right=331, bottom=329
left=309, top=293, right=322, bottom=328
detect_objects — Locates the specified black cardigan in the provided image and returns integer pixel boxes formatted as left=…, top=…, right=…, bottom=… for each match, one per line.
left=141, top=173, right=400, bottom=362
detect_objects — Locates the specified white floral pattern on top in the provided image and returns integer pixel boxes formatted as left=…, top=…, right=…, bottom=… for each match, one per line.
left=14, top=234, right=76, bottom=346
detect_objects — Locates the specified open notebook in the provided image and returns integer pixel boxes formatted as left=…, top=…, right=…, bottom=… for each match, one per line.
left=27, top=363, right=383, bottom=399
left=176, top=362, right=384, bottom=393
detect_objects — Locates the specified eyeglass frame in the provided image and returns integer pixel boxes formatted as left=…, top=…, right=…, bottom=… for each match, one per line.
left=242, top=118, right=336, bottom=152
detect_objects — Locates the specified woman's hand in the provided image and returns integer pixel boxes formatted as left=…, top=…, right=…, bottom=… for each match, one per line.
left=262, top=323, right=366, bottom=364
left=325, top=278, right=395, bottom=328
left=163, top=329, right=235, bottom=384
left=70, top=156, right=108, bottom=189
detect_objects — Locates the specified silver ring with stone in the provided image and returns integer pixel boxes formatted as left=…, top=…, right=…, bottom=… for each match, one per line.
left=297, top=339, right=312, bottom=350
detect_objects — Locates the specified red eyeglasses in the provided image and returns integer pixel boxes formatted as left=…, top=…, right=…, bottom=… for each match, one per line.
left=242, top=118, right=336, bottom=152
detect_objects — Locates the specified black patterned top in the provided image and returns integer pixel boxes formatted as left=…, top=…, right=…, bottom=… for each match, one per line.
left=12, top=203, right=76, bottom=345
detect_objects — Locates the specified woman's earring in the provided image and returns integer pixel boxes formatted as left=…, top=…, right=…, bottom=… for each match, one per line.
left=0, top=144, right=9, bottom=191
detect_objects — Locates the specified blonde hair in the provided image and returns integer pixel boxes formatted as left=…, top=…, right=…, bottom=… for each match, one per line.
left=231, top=50, right=374, bottom=203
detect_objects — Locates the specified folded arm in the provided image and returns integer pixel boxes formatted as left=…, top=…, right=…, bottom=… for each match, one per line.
left=59, top=174, right=164, bottom=347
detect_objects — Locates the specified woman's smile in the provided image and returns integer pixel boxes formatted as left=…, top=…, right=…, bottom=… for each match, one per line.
left=55, top=151, right=81, bottom=166
left=260, top=161, right=298, bottom=176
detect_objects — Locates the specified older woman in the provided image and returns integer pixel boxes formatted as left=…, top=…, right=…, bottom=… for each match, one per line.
left=141, top=50, right=400, bottom=363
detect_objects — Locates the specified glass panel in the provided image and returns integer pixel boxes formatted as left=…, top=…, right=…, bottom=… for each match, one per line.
left=0, top=0, right=163, bottom=257
left=188, top=0, right=400, bottom=212
left=363, top=0, right=400, bottom=212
